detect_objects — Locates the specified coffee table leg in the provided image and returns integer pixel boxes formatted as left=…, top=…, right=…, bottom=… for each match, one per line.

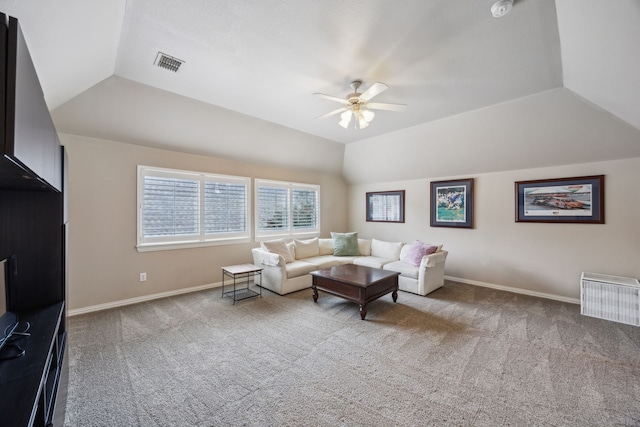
left=392, top=289, right=398, bottom=302
left=359, top=304, right=367, bottom=320
left=312, top=285, right=318, bottom=303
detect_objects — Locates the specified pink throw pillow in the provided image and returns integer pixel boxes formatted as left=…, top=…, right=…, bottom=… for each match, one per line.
left=401, top=241, right=438, bottom=267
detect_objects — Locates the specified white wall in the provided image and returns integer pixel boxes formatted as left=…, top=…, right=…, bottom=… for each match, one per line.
left=53, top=76, right=346, bottom=176
left=348, top=157, right=640, bottom=301
left=556, top=0, right=640, bottom=131
left=62, top=133, right=348, bottom=311
left=342, top=89, right=640, bottom=186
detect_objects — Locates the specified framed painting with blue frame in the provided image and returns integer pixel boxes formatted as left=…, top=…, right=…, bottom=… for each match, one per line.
left=515, top=175, right=604, bottom=223
left=430, top=179, right=474, bottom=228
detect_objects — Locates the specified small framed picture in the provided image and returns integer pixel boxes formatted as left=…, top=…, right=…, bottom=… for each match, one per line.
left=515, top=175, right=604, bottom=223
left=430, top=179, right=474, bottom=228
left=366, top=190, right=405, bottom=223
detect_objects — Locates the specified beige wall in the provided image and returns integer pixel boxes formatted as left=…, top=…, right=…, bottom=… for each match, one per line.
left=347, top=157, right=640, bottom=301
left=63, top=130, right=640, bottom=310
left=62, top=133, right=348, bottom=311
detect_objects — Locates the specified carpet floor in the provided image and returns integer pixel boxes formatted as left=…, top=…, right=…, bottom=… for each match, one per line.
left=64, top=280, right=640, bottom=426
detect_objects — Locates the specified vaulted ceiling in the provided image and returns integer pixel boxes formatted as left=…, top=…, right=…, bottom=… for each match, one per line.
left=2, top=0, right=640, bottom=180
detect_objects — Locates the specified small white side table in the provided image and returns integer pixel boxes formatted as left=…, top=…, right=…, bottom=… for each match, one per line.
left=221, top=264, right=262, bottom=304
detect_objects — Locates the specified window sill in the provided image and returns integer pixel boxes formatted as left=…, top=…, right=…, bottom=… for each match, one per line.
left=254, top=232, right=320, bottom=242
left=136, top=237, right=252, bottom=252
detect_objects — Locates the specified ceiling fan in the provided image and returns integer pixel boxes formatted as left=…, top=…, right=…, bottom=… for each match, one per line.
left=314, top=80, right=406, bottom=129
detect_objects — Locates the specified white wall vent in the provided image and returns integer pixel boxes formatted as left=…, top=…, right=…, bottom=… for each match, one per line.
left=154, top=52, right=184, bottom=72
left=581, top=272, right=640, bottom=326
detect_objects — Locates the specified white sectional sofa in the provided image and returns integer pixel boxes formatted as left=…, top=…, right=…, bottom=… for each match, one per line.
left=250, top=236, right=448, bottom=296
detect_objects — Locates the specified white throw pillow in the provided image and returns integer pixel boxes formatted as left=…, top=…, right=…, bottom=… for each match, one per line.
left=318, top=238, right=334, bottom=255
left=261, top=239, right=294, bottom=263
left=294, top=238, right=320, bottom=259
left=358, top=239, right=372, bottom=256
left=371, top=239, right=404, bottom=260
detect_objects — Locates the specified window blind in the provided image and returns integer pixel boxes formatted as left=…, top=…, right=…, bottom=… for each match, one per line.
left=143, top=176, right=199, bottom=237
left=257, top=186, right=289, bottom=231
left=204, top=182, right=247, bottom=234
left=138, top=166, right=251, bottom=249
left=292, top=189, right=318, bottom=230
left=255, top=179, right=320, bottom=239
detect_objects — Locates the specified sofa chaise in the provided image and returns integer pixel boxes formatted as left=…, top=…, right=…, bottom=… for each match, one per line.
left=251, top=235, right=448, bottom=297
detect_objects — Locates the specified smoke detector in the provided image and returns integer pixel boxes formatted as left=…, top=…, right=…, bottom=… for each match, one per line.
left=491, top=0, right=513, bottom=18
left=154, top=52, right=184, bottom=72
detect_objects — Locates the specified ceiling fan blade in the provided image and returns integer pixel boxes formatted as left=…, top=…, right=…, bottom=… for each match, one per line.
left=359, top=82, right=388, bottom=101
left=366, top=102, right=407, bottom=112
left=316, top=106, right=348, bottom=119
left=313, top=93, right=348, bottom=104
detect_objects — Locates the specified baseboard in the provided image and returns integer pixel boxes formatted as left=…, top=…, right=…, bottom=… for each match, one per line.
left=68, top=281, right=222, bottom=316
left=69, top=276, right=580, bottom=317
left=445, top=275, right=580, bottom=305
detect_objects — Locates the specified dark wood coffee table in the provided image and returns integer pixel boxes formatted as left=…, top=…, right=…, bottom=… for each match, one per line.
left=310, top=264, right=400, bottom=320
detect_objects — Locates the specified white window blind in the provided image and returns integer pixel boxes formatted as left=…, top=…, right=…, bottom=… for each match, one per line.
left=138, top=166, right=250, bottom=250
left=143, top=175, right=200, bottom=238
left=255, top=179, right=320, bottom=239
left=204, top=182, right=247, bottom=234
left=292, top=188, right=319, bottom=230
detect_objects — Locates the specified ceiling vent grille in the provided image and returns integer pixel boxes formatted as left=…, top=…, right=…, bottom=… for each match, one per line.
left=154, top=52, right=184, bottom=72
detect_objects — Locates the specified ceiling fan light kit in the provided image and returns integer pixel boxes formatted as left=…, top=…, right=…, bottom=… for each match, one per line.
left=314, top=80, right=406, bottom=130
left=491, top=0, right=513, bottom=18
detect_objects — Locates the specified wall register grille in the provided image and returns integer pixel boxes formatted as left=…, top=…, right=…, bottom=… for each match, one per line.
left=581, top=272, right=640, bottom=326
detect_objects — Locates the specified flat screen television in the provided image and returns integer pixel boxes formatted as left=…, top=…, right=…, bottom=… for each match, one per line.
left=0, top=256, right=18, bottom=352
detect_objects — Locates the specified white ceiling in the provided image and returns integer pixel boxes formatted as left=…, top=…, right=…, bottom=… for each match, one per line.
left=1, top=0, right=640, bottom=180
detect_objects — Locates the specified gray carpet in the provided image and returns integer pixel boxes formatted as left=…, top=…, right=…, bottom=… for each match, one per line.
left=64, top=281, right=640, bottom=426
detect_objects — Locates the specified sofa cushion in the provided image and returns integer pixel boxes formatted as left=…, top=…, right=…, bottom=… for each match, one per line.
left=294, top=237, right=319, bottom=259
left=331, top=232, right=361, bottom=256
left=287, top=242, right=295, bottom=259
left=353, top=256, right=395, bottom=269
left=301, top=255, right=345, bottom=269
left=400, top=240, right=439, bottom=267
left=261, top=239, right=294, bottom=263
left=371, top=239, right=403, bottom=260
left=318, top=238, right=334, bottom=255
left=383, top=260, right=419, bottom=280
left=358, top=239, right=372, bottom=256
left=285, top=260, right=317, bottom=278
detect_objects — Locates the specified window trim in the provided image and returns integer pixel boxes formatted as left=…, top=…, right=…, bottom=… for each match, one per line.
left=137, top=166, right=251, bottom=252
left=254, top=179, right=320, bottom=241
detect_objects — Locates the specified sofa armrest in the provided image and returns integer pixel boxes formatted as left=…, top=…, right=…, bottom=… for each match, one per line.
left=421, top=250, right=448, bottom=268
left=252, top=248, right=285, bottom=267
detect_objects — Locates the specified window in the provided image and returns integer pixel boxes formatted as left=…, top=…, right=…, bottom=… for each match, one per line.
left=137, top=166, right=251, bottom=251
left=255, top=179, right=320, bottom=240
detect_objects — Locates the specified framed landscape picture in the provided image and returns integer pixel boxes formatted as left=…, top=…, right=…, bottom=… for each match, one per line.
left=430, top=179, right=474, bottom=228
left=515, top=175, right=604, bottom=223
left=366, top=190, right=405, bottom=223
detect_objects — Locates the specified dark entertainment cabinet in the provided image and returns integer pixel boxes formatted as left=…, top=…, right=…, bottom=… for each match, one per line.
left=0, top=13, right=68, bottom=427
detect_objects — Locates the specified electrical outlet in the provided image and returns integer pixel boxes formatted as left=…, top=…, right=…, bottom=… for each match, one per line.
left=140, top=272, right=147, bottom=282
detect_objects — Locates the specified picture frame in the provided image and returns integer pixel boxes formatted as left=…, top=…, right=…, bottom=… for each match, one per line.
left=366, top=190, right=405, bottom=223
left=515, top=175, right=604, bottom=224
left=430, top=179, right=474, bottom=228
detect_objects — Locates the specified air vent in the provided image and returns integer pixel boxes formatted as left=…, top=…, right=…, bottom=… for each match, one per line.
left=581, top=272, right=640, bottom=326
left=154, top=52, right=184, bottom=72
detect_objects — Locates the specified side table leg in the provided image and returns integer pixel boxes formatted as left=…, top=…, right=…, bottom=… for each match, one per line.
left=312, top=285, right=318, bottom=302
left=232, top=274, right=236, bottom=305
left=221, top=273, right=225, bottom=299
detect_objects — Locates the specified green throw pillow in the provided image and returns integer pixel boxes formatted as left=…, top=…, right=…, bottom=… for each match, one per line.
left=331, top=232, right=360, bottom=256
